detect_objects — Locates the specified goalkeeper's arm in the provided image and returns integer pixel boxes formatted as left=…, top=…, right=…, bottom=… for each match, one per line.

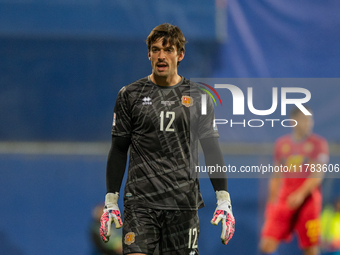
left=200, top=137, right=228, bottom=191
left=106, top=135, right=131, bottom=193
left=100, top=135, right=130, bottom=242
left=200, top=137, right=235, bottom=245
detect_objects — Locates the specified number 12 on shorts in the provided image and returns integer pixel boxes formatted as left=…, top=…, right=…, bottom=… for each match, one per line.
left=188, top=227, right=198, bottom=249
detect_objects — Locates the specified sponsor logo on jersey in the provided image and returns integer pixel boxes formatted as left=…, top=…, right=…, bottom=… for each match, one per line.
left=142, top=97, right=152, bottom=105
left=181, top=96, right=193, bottom=107
left=161, top=100, right=175, bottom=106
left=124, top=232, right=135, bottom=245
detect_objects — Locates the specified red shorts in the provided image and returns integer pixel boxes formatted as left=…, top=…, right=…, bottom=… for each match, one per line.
left=261, top=192, right=322, bottom=248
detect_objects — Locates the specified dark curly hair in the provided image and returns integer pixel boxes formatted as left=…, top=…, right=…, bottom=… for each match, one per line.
left=146, top=23, right=187, bottom=55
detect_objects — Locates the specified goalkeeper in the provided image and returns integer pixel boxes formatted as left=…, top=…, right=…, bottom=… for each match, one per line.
left=100, top=23, right=235, bottom=255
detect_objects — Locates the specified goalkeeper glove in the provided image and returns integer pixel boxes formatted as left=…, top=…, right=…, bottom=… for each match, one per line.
left=100, top=192, right=123, bottom=242
left=211, top=190, right=235, bottom=245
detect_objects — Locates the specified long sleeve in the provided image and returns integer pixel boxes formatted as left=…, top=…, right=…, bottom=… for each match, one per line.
left=200, top=137, right=228, bottom=191
left=106, top=135, right=131, bottom=193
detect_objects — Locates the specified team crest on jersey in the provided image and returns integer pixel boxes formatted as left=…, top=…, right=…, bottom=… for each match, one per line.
left=124, top=232, right=135, bottom=245
left=181, top=96, right=193, bottom=107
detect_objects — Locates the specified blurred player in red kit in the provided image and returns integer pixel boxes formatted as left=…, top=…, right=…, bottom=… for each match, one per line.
left=260, top=106, right=329, bottom=255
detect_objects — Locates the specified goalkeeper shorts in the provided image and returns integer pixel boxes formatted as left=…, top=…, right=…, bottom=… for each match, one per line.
left=123, top=204, right=200, bottom=255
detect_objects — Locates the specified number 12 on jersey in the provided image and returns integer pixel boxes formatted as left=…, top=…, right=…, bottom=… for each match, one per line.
left=159, top=111, right=175, bottom=132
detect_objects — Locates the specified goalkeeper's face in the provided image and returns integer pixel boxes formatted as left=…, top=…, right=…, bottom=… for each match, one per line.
left=148, top=37, right=184, bottom=79
left=293, top=112, right=314, bottom=137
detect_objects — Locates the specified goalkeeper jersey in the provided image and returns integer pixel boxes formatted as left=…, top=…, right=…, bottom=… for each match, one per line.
left=111, top=76, right=218, bottom=210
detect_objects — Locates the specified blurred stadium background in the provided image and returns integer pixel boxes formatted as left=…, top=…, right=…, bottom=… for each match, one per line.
left=1, top=0, right=340, bottom=254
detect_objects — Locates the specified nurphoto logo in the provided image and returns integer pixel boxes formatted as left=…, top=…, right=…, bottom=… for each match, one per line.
left=197, top=80, right=311, bottom=128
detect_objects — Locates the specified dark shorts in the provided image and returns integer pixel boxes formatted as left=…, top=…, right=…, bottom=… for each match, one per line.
left=123, top=205, right=199, bottom=255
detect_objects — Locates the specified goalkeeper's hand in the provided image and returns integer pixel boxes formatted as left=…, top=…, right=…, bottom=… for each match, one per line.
left=210, top=190, right=235, bottom=245
left=100, top=192, right=123, bottom=242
